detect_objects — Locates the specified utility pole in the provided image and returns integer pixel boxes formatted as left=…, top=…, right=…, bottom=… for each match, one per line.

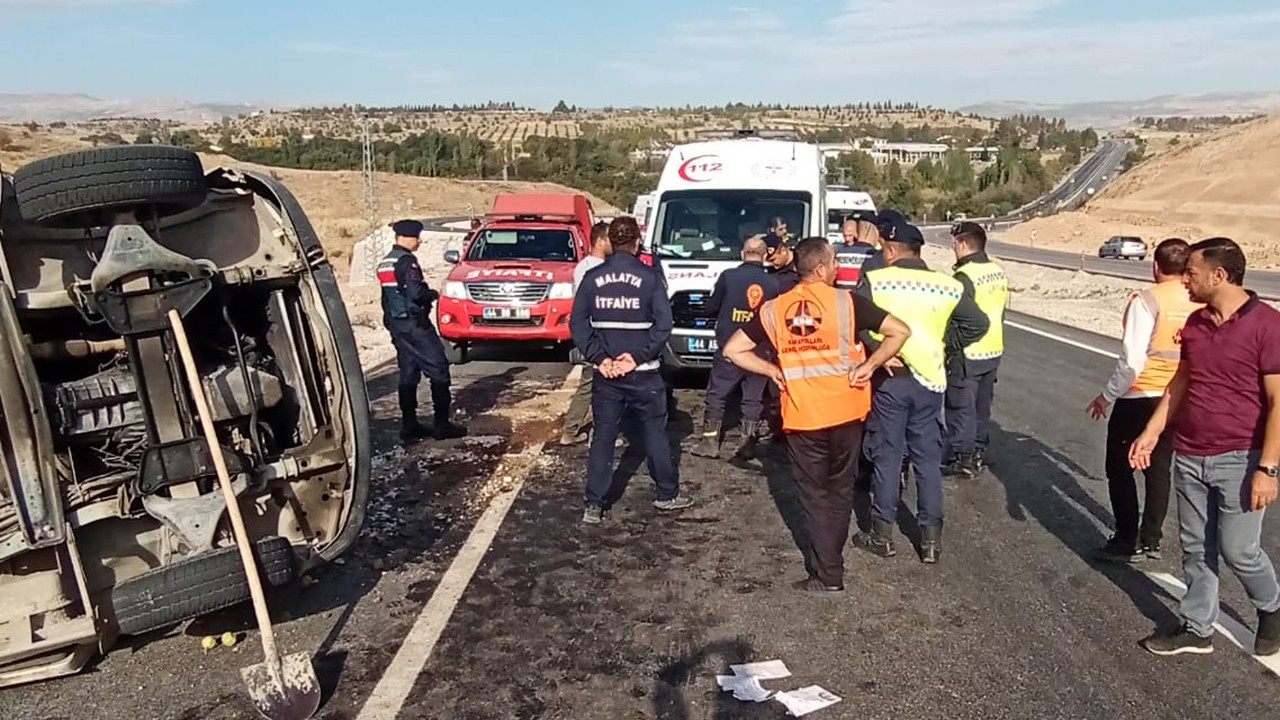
left=359, top=114, right=378, bottom=233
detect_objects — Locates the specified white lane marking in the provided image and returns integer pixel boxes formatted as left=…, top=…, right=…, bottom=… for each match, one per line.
left=1014, top=319, right=1280, bottom=673
left=1144, top=571, right=1280, bottom=676
left=356, top=365, right=581, bottom=720
left=1005, top=319, right=1119, bottom=359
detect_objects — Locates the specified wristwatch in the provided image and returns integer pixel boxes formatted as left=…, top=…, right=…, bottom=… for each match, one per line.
left=1260, top=464, right=1279, bottom=477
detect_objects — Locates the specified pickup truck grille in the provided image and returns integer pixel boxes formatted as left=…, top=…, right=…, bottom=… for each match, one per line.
left=671, top=290, right=718, bottom=331
left=466, top=282, right=550, bottom=305
left=471, top=315, right=544, bottom=328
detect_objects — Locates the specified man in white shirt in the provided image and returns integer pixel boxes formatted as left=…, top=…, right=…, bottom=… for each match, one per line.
left=562, top=221, right=613, bottom=444
left=1087, top=238, right=1202, bottom=562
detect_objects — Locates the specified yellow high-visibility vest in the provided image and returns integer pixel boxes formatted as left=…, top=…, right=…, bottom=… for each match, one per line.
left=866, top=266, right=962, bottom=392
left=955, top=260, right=1008, bottom=360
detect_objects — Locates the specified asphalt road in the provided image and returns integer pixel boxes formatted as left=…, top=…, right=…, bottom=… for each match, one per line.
left=0, top=343, right=576, bottom=720
left=384, top=312, right=1280, bottom=719
left=8, top=311, right=1275, bottom=719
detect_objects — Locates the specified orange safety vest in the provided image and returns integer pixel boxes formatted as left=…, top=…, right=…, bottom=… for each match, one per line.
left=758, top=282, right=871, bottom=432
left=1127, top=279, right=1203, bottom=394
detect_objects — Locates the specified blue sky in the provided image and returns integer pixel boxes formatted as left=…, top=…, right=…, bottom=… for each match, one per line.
left=1, top=0, right=1278, bottom=110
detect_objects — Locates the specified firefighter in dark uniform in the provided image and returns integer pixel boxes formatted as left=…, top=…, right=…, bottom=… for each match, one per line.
left=571, top=217, right=694, bottom=524
left=692, top=235, right=780, bottom=459
left=764, top=234, right=800, bottom=293
left=379, top=219, right=468, bottom=442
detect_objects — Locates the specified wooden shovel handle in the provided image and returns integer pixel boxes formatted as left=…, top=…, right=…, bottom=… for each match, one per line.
left=167, top=309, right=281, bottom=666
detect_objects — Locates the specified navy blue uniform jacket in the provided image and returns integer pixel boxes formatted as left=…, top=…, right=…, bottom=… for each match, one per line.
left=570, top=252, right=672, bottom=368
left=706, top=261, right=779, bottom=350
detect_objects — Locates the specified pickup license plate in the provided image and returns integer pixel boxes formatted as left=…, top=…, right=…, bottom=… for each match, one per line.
left=482, top=307, right=531, bottom=320
left=686, top=336, right=717, bottom=354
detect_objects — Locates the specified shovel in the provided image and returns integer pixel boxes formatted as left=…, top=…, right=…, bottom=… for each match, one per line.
left=168, top=308, right=321, bottom=720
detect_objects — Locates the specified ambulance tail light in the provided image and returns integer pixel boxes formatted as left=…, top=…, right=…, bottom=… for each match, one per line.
left=443, top=281, right=466, bottom=299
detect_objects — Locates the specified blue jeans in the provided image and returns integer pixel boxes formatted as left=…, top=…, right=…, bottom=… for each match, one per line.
left=1174, top=449, right=1280, bottom=637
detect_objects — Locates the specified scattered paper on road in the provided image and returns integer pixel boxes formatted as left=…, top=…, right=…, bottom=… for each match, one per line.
left=728, top=659, right=791, bottom=680
left=774, top=686, right=842, bottom=717
left=716, top=675, right=774, bottom=702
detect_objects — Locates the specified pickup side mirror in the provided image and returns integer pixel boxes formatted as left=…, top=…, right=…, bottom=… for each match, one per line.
left=444, top=250, right=460, bottom=264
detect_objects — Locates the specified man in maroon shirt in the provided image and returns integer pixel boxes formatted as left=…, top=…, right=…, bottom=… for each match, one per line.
left=1130, top=237, right=1280, bottom=657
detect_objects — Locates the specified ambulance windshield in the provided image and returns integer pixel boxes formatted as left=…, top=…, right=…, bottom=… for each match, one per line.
left=653, top=190, right=810, bottom=260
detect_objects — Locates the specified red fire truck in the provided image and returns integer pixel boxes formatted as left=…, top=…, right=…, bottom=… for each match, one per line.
left=436, top=193, right=595, bottom=363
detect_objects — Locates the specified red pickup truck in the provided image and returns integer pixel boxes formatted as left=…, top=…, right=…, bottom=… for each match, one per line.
left=436, top=193, right=594, bottom=363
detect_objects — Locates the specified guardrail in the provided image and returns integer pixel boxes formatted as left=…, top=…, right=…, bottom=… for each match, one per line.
left=920, top=225, right=1280, bottom=301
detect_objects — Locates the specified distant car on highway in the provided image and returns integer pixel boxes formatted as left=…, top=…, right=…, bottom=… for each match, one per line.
left=1098, top=235, right=1148, bottom=260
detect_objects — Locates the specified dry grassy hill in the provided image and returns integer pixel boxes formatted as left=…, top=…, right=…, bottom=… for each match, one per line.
left=0, top=125, right=618, bottom=273
left=1002, top=114, right=1280, bottom=267
left=209, top=106, right=997, bottom=148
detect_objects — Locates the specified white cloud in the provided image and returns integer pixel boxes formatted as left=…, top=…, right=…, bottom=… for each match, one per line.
left=829, top=0, right=1064, bottom=33
left=611, top=4, right=1280, bottom=105
left=809, top=7, right=1280, bottom=82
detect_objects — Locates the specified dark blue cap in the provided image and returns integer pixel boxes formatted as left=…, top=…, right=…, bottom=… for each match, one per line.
left=884, top=218, right=925, bottom=246
left=391, top=219, right=424, bottom=237
left=762, top=231, right=788, bottom=251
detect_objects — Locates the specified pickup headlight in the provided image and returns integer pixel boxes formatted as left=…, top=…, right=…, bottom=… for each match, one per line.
left=548, top=282, right=573, bottom=300
left=443, top=281, right=467, bottom=299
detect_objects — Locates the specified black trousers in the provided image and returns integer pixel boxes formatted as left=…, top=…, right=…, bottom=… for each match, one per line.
left=944, top=365, right=998, bottom=459
left=1105, top=396, right=1174, bottom=549
left=703, top=354, right=767, bottom=423
left=585, top=371, right=679, bottom=508
left=785, top=420, right=865, bottom=587
left=388, top=318, right=451, bottom=422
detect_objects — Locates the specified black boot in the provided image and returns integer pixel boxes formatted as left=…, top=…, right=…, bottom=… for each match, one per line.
left=943, top=453, right=977, bottom=479
left=398, top=385, right=431, bottom=443
left=736, top=420, right=765, bottom=460
left=853, top=519, right=896, bottom=558
left=921, top=524, right=942, bottom=564
left=691, top=418, right=721, bottom=458
left=431, top=383, right=467, bottom=439
left=973, top=448, right=987, bottom=472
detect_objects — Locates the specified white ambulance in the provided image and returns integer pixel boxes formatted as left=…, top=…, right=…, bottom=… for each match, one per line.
left=824, top=185, right=877, bottom=242
left=644, top=130, right=827, bottom=369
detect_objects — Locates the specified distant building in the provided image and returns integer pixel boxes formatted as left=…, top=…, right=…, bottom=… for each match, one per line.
left=820, top=139, right=1001, bottom=166
left=629, top=142, right=673, bottom=163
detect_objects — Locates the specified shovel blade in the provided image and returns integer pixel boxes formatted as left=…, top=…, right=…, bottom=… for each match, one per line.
left=240, top=652, right=322, bottom=720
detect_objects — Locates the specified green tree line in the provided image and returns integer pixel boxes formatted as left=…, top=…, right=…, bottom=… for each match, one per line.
left=826, top=145, right=1065, bottom=220
left=214, top=125, right=1094, bottom=218
left=221, top=129, right=651, bottom=209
